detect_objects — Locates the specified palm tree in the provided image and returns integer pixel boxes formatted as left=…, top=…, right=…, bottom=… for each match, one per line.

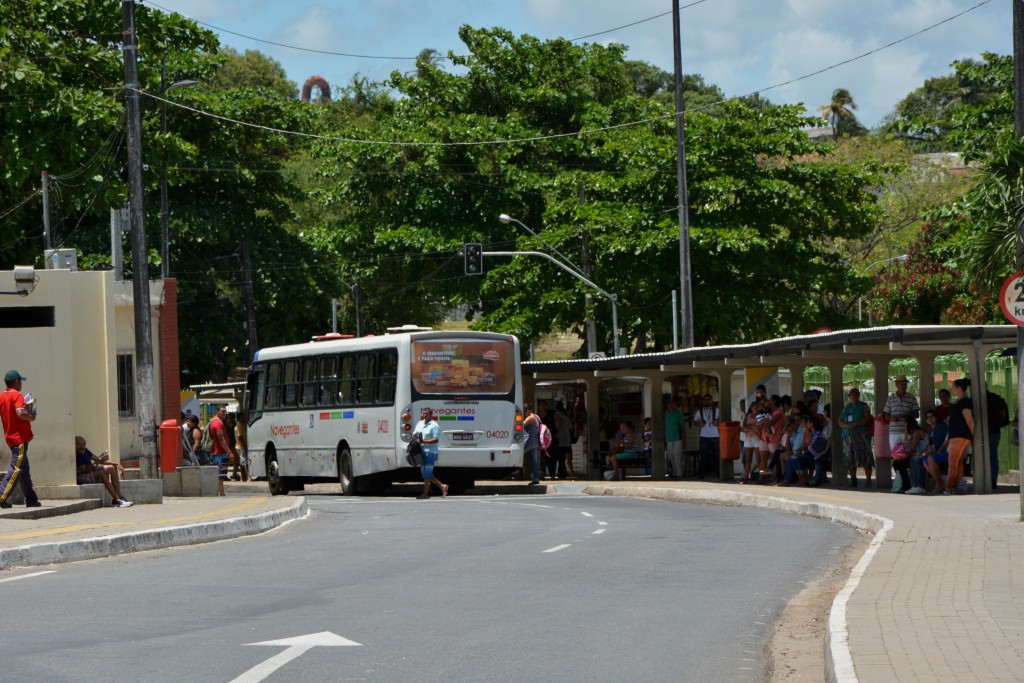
left=819, top=88, right=866, bottom=139
left=406, top=48, right=444, bottom=79
left=967, top=137, right=1024, bottom=284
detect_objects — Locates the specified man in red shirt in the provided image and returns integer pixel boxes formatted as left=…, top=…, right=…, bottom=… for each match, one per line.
left=209, top=404, right=237, bottom=481
left=0, top=370, right=41, bottom=508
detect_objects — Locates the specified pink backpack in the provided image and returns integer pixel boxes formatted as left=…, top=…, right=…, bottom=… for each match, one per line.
left=539, top=423, right=552, bottom=451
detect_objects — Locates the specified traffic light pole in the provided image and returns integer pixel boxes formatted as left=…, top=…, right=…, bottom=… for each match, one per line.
left=485, top=250, right=619, bottom=356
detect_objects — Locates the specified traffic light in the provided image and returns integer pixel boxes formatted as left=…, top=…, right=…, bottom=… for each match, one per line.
left=464, top=243, right=483, bottom=276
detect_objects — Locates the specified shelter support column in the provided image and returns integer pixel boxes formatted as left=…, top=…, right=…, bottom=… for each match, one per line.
left=583, top=375, right=602, bottom=480
left=825, top=360, right=847, bottom=486
left=648, top=371, right=673, bottom=479
left=916, top=353, right=938, bottom=417
left=969, top=340, right=992, bottom=494
left=869, top=356, right=892, bottom=489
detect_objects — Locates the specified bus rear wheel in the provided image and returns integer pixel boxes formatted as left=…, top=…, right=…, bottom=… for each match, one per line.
left=267, top=452, right=289, bottom=496
left=338, top=448, right=357, bottom=496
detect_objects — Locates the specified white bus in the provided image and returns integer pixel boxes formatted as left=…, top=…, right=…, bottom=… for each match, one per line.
left=244, top=330, right=524, bottom=495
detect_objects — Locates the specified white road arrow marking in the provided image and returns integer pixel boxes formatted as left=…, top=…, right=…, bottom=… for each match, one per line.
left=231, top=631, right=361, bottom=683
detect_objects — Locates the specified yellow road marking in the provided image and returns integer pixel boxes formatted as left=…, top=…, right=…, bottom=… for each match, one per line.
left=0, top=497, right=268, bottom=542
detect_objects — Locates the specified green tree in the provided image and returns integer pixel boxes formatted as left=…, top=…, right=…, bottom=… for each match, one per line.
left=206, top=47, right=297, bottom=99
left=308, top=27, right=883, bottom=352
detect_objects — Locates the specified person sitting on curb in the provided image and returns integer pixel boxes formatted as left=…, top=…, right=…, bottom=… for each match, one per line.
left=75, top=436, right=133, bottom=507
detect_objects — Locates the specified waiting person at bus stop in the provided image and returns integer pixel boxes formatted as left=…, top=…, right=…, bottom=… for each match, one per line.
left=688, top=395, right=720, bottom=481
left=209, top=405, right=237, bottom=481
left=75, top=436, right=133, bottom=507
left=522, top=403, right=541, bottom=486
left=413, top=407, right=448, bottom=499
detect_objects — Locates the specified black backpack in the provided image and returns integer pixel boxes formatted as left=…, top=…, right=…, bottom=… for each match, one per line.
left=988, top=392, right=1010, bottom=429
left=406, top=440, right=424, bottom=467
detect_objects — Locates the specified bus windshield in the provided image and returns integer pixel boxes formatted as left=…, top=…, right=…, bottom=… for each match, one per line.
left=411, top=339, right=516, bottom=395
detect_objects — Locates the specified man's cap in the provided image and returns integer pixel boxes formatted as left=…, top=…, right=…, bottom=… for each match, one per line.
left=893, top=374, right=910, bottom=383
left=4, top=370, right=26, bottom=383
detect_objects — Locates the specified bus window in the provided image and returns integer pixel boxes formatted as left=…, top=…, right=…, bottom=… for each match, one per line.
left=265, top=361, right=282, bottom=409
left=282, top=359, right=300, bottom=407
left=377, top=349, right=398, bottom=405
left=355, top=353, right=376, bottom=405
left=319, top=355, right=339, bottom=406
left=247, top=366, right=266, bottom=423
left=338, top=355, right=356, bottom=407
left=411, top=339, right=516, bottom=395
left=301, top=358, right=318, bottom=406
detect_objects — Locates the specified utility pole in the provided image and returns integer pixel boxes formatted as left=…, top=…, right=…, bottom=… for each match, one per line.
left=41, top=170, right=51, bottom=252
left=160, top=56, right=169, bottom=279
left=1012, top=0, right=1023, bottom=517
left=122, top=0, right=158, bottom=478
left=672, top=0, right=695, bottom=348
left=241, top=241, right=259, bottom=361
left=579, top=184, right=597, bottom=355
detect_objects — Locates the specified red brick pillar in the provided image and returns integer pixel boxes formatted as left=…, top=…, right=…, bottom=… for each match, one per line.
left=158, top=278, right=182, bottom=423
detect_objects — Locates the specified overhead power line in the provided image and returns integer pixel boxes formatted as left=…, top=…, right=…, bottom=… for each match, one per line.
left=138, top=0, right=994, bottom=148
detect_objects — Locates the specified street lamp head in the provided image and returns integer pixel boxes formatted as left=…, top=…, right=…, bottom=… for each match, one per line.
left=165, top=79, right=200, bottom=93
left=498, top=213, right=512, bottom=225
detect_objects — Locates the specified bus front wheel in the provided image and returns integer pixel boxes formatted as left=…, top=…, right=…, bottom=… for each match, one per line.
left=339, top=448, right=357, bottom=496
left=267, top=452, right=289, bottom=496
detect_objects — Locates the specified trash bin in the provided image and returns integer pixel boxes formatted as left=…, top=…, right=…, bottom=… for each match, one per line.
left=160, top=419, right=181, bottom=473
left=719, top=421, right=741, bottom=461
left=874, top=416, right=891, bottom=460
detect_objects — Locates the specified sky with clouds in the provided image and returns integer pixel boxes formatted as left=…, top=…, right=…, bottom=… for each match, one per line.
left=144, top=0, right=1011, bottom=128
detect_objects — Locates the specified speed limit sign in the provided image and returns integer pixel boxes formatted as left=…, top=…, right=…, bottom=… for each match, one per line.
left=999, top=273, right=1024, bottom=327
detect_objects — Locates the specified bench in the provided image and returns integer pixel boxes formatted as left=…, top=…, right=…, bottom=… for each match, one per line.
left=605, top=449, right=652, bottom=480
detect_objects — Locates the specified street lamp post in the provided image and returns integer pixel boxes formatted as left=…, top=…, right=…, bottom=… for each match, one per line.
left=497, top=214, right=619, bottom=356
left=159, top=56, right=199, bottom=279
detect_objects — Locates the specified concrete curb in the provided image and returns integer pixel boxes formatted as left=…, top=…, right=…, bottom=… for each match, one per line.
left=0, top=497, right=309, bottom=571
left=582, top=485, right=894, bottom=683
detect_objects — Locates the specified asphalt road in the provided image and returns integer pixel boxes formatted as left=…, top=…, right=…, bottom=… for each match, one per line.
left=1, top=493, right=859, bottom=682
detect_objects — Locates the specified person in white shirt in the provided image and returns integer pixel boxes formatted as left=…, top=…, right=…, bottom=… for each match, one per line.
left=412, top=407, right=447, bottom=499
left=692, top=395, right=719, bottom=480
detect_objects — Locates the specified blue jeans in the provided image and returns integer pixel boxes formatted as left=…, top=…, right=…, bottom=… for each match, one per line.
left=699, top=437, right=719, bottom=478
left=0, top=443, right=39, bottom=505
left=784, top=453, right=813, bottom=483
left=525, top=447, right=539, bottom=482
left=989, top=431, right=1001, bottom=487
left=910, top=455, right=928, bottom=489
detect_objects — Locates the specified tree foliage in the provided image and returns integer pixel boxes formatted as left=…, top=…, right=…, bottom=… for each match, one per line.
left=308, top=27, right=883, bottom=352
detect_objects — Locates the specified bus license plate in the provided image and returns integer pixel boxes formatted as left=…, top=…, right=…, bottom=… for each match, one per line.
left=452, top=432, right=475, bottom=442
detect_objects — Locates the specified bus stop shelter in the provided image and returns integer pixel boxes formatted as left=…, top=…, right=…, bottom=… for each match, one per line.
left=522, top=325, right=1018, bottom=493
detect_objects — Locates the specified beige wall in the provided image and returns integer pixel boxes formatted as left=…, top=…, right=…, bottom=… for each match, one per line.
left=0, top=269, right=163, bottom=487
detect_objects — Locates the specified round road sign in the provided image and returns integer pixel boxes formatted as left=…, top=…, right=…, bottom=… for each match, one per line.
left=999, top=273, right=1024, bottom=327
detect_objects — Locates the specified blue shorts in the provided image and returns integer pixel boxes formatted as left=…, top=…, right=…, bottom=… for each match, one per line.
left=928, top=451, right=949, bottom=467
left=420, top=449, right=438, bottom=479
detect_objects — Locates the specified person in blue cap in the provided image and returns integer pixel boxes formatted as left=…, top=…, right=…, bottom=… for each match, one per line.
left=0, top=370, right=41, bottom=509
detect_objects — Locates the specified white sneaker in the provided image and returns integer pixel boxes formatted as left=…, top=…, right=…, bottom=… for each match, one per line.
left=906, top=487, right=926, bottom=495
left=119, top=499, right=134, bottom=508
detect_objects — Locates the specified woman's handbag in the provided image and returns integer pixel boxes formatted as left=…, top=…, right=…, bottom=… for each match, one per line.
left=406, top=440, right=424, bottom=467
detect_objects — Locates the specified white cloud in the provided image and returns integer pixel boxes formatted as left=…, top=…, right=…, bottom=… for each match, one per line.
left=276, top=5, right=337, bottom=52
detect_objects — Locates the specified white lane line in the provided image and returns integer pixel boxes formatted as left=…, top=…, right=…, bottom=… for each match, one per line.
left=597, top=521, right=608, bottom=526
left=591, top=528, right=606, bottom=535
left=580, top=512, right=594, bottom=518
left=543, top=544, right=572, bottom=553
left=0, top=570, right=56, bottom=584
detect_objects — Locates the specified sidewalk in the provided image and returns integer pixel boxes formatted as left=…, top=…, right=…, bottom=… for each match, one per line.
left=1, top=478, right=1020, bottom=682
left=0, top=493, right=306, bottom=570
left=581, top=479, right=1024, bottom=683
